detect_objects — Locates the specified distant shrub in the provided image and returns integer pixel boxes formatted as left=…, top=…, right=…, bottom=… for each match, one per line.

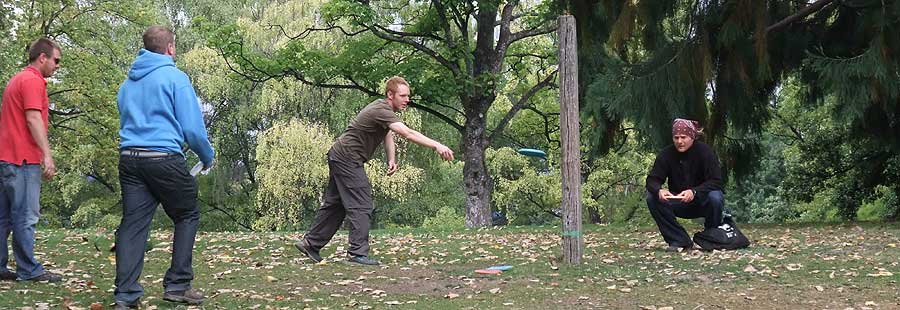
left=422, top=206, right=465, bottom=230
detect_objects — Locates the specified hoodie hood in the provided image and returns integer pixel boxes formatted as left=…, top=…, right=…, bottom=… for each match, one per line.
left=127, top=49, right=175, bottom=81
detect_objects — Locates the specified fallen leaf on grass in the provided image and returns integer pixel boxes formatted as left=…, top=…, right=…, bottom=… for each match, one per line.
left=866, top=271, right=893, bottom=277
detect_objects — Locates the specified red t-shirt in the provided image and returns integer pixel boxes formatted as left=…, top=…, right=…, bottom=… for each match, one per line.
left=0, top=66, right=49, bottom=165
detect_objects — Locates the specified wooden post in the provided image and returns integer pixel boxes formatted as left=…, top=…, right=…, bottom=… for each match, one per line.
left=558, top=14, right=583, bottom=264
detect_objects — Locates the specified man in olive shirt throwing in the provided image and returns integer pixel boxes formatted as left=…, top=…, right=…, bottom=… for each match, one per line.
left=296, top=76, right=454, bottom=265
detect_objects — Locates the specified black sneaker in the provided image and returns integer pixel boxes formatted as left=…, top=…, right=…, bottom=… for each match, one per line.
left=163, top=289, right=204, bottom=305
left=26, top=272, right=62, bottom=283
left=294, top=239, right=322, bottom=263
left=0, top=269, right=15, bottom=281
left=113, top=300, right=140, bottom=310
left=347, top=255, right=380, bottom=266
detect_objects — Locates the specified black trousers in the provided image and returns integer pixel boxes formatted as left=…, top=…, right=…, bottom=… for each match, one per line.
left=114, top=154, right=199, bottom=304
left=304, top=151, right=374, bottom=257
left=647, top=190, right=724, bottom=247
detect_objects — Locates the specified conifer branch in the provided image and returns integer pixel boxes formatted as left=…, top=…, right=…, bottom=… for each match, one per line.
left=766, top=0, right=834, bottom=33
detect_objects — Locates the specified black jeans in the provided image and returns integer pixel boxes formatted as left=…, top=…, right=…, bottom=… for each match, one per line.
left=114, top=154, right=199, bottom=304
left=647, top=190, right=724, bottom=247
left=304, top=151, right=374, bottom=257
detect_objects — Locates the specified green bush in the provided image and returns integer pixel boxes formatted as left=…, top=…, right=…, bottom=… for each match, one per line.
left=254, top=119, right=332, bottom=231
left=858, top=186, right=899, bottom=221
left=422, top=206, right=465, bottom=230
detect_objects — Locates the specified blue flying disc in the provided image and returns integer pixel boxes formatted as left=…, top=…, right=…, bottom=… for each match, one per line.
left=517, top=148, right=546, bottom=159
left=487, top=265, right=513, bottom=271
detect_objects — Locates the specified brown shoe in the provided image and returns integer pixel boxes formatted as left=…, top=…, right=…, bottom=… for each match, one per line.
left=163, top=289, right=204, bottom=305
left=294, top=239, right=322, bottom=263
left=26, top=271, right=63, bottom=283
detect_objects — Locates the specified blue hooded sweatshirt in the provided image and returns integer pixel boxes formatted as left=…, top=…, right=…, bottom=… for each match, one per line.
left=117, top=49, right=214, bottom=165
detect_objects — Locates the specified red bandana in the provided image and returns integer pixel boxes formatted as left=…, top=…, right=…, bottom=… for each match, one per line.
left=672, top=118, right=700, bottom=139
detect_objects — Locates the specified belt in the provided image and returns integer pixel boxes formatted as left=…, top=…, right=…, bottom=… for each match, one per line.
left=120, top=149, right=175, bottom=158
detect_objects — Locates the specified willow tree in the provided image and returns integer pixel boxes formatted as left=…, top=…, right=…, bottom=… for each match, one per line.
left=574, top=0, right=899, bottom=219
left=203, top=0, right=558, bottom=227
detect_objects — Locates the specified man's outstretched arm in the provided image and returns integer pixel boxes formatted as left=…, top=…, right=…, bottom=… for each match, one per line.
left=388, top=122, right=454, bottom=161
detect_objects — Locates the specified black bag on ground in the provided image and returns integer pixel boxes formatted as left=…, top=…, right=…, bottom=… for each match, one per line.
left=692, top=217, right=750, bottom=251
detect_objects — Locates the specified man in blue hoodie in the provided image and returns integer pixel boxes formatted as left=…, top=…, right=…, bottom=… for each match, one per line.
left=113, top=26, right=214, bottom=309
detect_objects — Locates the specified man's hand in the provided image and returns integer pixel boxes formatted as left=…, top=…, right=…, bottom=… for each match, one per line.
left=202, top=159, right=215, bottom=171
left=41, top=153, right=55, bottom=180
left=386, top=159, right=398, bottom=176
left=677, top=189, right=695, bottom=203
left=658, top=189, right=674, bottom=202
left=435, top=144, right=454, bottom=161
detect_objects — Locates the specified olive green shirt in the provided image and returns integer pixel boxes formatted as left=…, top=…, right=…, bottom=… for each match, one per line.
left=331, top=99, right=402, bottom=163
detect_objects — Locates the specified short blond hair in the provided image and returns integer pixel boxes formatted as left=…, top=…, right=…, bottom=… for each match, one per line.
left=385, top=76, right=409, bottom=96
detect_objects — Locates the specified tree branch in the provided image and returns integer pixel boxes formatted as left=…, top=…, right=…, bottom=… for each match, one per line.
left=507, top=25, right=558, bottom=46
left=766, top=0, right=835, bottom=33
left=368, top=25, right=462, bottom=77
left=488, top=70, right=557, bottom=144
left=265, top=24, right=367, bottom=40
left=408, top=100, right=464, bottom=132
left=431, top=0, right=457, bottom=51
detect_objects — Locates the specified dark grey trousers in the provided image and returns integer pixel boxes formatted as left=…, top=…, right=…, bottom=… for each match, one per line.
left=647, top=190, right=724, bottom=247
left=304, top=151, right=373, bottom=257
left=114, top=154, right=199, bottom=304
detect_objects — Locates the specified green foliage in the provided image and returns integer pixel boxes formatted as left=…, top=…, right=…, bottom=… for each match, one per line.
left=421, top=206, right=465, bottom=230
left=488, top=147, right=559, bottom=225
left=582, top=138, right=655, bottom=224
left=858, top=186, right=899, bottom=222
left=254, top=120, right=332, bottom=231
left=377, top=160, right=465, bottom=228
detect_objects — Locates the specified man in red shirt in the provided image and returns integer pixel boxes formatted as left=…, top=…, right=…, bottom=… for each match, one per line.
left=0, top=38, right=63, bottom=282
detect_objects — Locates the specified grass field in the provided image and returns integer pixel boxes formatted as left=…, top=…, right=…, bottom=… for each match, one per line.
left=1, top=223, right=898, bottom=309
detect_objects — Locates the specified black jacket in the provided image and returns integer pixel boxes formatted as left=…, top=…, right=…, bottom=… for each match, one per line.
left=645, top=141, right=723, bottom=195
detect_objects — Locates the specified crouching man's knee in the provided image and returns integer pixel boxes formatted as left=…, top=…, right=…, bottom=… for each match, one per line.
left=707, top=190, right=724, bottom=208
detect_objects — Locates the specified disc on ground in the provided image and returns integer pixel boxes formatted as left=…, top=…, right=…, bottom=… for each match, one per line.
left=474, top=269, right=502, bottom=275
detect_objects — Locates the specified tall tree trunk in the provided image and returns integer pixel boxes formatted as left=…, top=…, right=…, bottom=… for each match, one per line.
left=462, top=96, right=493, bottom=228
left=462, top=3, right=500, bottom=228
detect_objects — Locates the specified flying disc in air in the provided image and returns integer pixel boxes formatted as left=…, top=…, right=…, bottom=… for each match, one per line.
left=517, top=148, right=547, bottom=159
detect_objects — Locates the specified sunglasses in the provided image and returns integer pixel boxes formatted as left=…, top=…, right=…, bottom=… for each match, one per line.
left=42, top=53, right=60, bottom=65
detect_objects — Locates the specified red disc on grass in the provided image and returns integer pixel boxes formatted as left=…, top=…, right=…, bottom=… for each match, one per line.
left=475, top=269, right=502, bottom=275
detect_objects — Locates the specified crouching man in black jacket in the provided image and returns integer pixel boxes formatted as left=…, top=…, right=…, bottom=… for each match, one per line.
left=645, top=118, right=724, bottom=252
